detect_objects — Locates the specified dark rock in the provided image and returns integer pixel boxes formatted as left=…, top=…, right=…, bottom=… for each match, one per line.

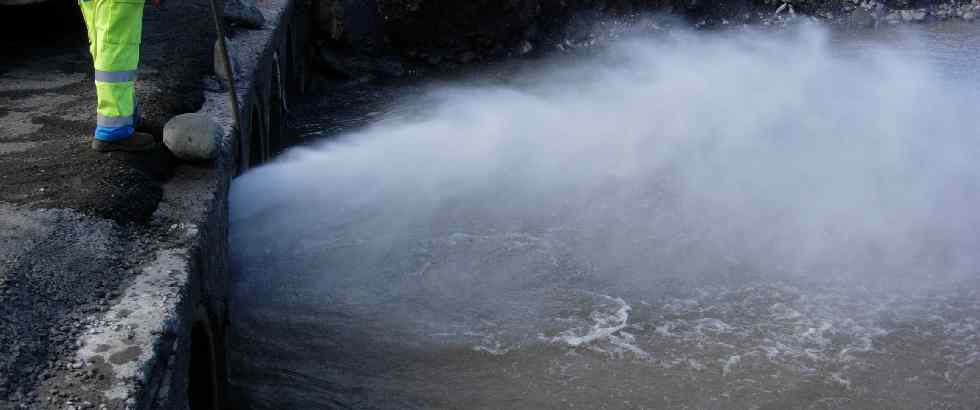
left=224, top=0, right=265, bottom=29
left=848, top=7, right=875, bottom=26
left=458, top=51, right=478, bottom=64
left=375, top=58, right=406, bottom=78
left=900, top=8, right=927, bottom=22
left=318, top=0, right=386, bottom=55
left=317, top=48, right=375, bottom=78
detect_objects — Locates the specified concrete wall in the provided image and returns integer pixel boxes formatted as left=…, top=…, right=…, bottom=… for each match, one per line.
left=168, top=2, right=309, bottom=407
left=57, top=1, right=308, bottom=409
left=229, top=1, right=309, bottom=173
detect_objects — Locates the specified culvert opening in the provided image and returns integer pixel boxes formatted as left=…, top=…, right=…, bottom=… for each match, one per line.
left=269, top=55, right=286, bottom=156
left=188, top=321, right=218, bottom=410
left=247, top=105, right=264, bottom=168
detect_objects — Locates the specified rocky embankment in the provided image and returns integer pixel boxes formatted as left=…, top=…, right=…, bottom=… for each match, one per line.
left=311, top=0, right=980, bottom=80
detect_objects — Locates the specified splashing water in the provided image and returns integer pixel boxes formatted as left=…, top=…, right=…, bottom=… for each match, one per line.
left=229, top=22, right=980, bottom=409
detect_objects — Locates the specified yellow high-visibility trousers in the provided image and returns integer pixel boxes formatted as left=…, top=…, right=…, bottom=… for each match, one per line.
left=78, top=0, right=144, bottom=141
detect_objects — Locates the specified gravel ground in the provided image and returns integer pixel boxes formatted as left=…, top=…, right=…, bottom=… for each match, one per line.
left=0, top=0, right=214, bottom=406
left=0, top=0, right=214, bottom=223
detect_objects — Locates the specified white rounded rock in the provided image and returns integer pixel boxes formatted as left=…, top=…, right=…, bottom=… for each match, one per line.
left=163, top=113, right=220, bottom=161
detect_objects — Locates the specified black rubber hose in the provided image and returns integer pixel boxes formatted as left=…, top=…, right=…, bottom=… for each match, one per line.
left=208, top=0, right=242, bottom=133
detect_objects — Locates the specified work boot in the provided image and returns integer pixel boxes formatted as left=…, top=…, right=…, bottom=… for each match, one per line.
left=92, top=131, right=157, bottom=153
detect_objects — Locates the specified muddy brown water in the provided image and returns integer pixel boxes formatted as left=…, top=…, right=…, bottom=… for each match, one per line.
left=229, top=22, right=980, bottom=409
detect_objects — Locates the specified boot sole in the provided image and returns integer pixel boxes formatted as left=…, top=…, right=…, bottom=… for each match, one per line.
left=92, top=141, right=158, bottom=153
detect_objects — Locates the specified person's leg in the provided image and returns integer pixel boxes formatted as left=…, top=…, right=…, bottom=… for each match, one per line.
left=91, top=0, right=154, bottom=152
left=78, top=0, right=97, bottom=59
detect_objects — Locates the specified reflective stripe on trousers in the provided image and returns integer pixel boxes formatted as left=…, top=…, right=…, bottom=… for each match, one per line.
left=79, top=0, right=143, bottom=140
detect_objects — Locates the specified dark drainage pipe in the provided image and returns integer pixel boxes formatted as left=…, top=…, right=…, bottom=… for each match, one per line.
left=188, top=307, right=221, bottom=409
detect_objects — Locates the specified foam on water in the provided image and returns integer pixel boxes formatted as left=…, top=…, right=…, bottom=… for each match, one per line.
left=604, top=283, right=980, bottom=389
left=541, top=292, right=654, bottom=359
left=546, top=294, right=631, bottom=348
